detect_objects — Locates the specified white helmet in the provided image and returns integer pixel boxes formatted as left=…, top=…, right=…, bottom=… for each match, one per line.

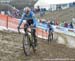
left=23, top=7, right=31, bottom=14
left=12, top=6, right=16, bottom=10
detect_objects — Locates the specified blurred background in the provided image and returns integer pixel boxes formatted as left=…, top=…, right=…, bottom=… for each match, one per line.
left=0, top=0, right=38, bottom=10
left=0, top=0, right=75, bottom=24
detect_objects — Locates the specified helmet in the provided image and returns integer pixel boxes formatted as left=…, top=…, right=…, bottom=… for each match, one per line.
left=12, top=7, right=16, bottom=10
left=23, top=7, right=31, bottom=14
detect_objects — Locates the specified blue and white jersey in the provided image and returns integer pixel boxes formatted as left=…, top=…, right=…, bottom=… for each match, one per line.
left=18, top=11, right=37, bottom=27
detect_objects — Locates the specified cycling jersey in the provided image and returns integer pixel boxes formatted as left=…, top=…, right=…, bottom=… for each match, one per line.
left=47, top=23, right=54, bottom=32
left=18, top=11, right=37, bottom=28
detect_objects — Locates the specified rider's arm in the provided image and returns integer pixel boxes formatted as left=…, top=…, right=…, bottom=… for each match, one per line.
left=18, top=13, right=25, bottom=27
left=31, top=11, right=37, bottom=26
left=31, top=11, right=35, bottom=18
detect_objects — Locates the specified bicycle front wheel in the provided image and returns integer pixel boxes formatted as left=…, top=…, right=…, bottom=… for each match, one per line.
left=23, top=34, right=31, bottom=56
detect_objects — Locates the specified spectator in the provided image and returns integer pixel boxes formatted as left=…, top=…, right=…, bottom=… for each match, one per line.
left=37, top=6, right=40, bottom=12
left=40, top=8, right=45, bottom=17
left=50, top=21, right=54, bottom=25
left=54, top=20, right=59, bottom=25
left=60, top=21, right=64, bottom=27
left=64, top=22, right=68, bottom=28
left=41, top=19, right=47, bottom=24
left=39, top=19, right=42, bottom=23
left=69, top=22, right=74, bottom=28
left=7, top=10, right=11, bottom=16
left=11, top=7, right=20, bottom=18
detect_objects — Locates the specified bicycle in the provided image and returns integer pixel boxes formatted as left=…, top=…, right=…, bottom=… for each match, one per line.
left=18, top=24, right=37, bottom=56
left=47, top=25, right=53, bottom=44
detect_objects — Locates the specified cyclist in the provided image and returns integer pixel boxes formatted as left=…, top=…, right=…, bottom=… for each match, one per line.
left=17, top=7, right=37, bottom=47
left=47, top=21, right=54, bottom=40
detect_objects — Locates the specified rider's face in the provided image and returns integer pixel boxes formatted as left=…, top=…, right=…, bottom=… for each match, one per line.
left=25, top=10, right=30, bottom=14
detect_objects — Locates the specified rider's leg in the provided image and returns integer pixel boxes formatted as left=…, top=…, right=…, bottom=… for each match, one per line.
left=27, top=19, right=37, bottom=47
left=51, top=29, right=53, bottom=40
left=33, top=29, right=37, bottom=47
left=52, top=32, right=53, bottom=40
left=31, top=19, right=37, bottom=47
left=24, top=23, right=28, bottom=32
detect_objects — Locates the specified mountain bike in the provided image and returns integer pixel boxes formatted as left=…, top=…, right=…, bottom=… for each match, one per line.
left=18, top=24, right=37, bottom=56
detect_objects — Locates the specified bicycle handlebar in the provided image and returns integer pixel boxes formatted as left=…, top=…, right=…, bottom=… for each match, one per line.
left=17, top=25, right=36, bottom=34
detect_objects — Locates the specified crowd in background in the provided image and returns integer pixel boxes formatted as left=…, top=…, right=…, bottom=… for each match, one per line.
left=38, top=18, right=59, bottom=27
left=7, top=7, right=21, bottom=18
left=0, top=6, right=21, bottom=18
left=60, top=21, right=74, bottom=29
left=0, top=6, right=46, bottom=18
left=39, top=18, right=75, bottom=29
left=0, top=6, right=75, bottom=29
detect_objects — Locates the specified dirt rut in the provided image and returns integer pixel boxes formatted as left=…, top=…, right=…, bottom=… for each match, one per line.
left=0, top=31, right=75, bottom=61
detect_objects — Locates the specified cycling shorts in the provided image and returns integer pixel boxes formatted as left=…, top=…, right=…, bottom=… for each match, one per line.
left=27, top=19, right=34, bottom=26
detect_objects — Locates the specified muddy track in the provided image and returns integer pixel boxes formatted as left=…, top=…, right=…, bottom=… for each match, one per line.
left=0, top=31, right=75, bottom=61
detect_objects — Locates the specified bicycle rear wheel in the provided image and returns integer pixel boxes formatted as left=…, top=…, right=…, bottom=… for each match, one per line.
left=31, top=29, right=37, bottom=53
left=23, top=34, right=31, bottom=56
left=31, top=36, right=36, bottom=53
